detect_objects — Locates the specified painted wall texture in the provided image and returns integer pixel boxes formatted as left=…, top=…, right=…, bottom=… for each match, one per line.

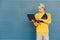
left=0, top=0, right=60, bottom=40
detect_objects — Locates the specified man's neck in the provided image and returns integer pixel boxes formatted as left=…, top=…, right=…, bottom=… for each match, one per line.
left=39, top=11, right=45, bottom=13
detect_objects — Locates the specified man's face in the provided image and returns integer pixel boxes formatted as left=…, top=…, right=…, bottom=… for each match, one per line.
left=38, top=6, right=44, bottom=12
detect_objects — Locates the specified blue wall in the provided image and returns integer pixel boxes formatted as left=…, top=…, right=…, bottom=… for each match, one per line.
left=0, top=0, right=60, bottom=40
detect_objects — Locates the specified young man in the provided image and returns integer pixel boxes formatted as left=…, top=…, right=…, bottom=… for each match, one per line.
left=32, top=3, right=52, bottom=40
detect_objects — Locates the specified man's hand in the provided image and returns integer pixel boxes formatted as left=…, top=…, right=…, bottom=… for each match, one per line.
left=37, top=19, right=44, bottom=22
left=31, top=19, right=35, bottom=22
left=39, top=19, right=44, bottom=21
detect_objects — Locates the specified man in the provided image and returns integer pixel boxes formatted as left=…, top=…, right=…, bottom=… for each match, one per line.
left=32, top=3, right=52, bottom=40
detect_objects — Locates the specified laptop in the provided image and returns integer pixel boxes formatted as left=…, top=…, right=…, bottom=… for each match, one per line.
left=27, top=14, right=36, bottom=21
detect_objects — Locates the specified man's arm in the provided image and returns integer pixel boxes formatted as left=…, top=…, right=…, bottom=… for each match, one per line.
left=31, top=13, right=39, bottom=27
left=43, top=13, right=52, bottom=24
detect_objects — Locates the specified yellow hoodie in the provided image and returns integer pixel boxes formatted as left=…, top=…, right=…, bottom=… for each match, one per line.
left=33, top=12, right=52, bottom=34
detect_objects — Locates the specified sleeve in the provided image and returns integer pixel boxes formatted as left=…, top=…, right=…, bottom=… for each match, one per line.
left=33, top=13, right=39, bottom=27
left=33, top=22, right=39, bottom=27
left=43, top=13, right=52, bottom=24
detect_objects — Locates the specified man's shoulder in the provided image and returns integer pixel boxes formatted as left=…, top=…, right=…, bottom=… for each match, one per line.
left=35, top=12, right=39, bottom=16
left=35, top=12, right=51, bottom=16
left=46, top=12, right=51, bottom=17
